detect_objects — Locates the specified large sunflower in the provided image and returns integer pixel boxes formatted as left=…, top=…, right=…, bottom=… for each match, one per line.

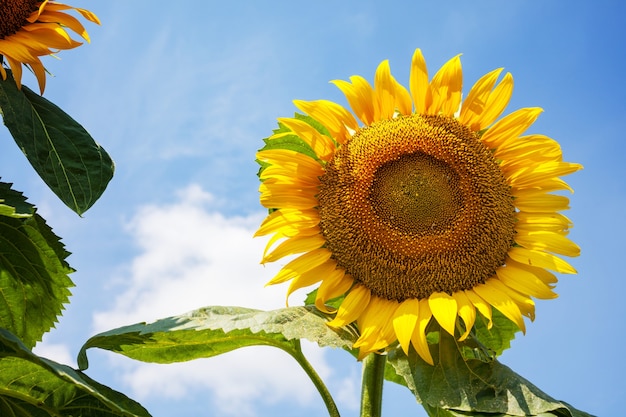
left=256, top=49, right=581, bottom=365
left=0, top=0, right=100, bottom=94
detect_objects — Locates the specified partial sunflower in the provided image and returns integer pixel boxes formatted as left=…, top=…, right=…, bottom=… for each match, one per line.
left=256, top=49, right=581, bottom=365
left=0, top=0, right=100, bottom=94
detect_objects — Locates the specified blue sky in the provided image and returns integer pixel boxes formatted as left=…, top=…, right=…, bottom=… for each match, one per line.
left=1, top=1, right=624, bottom=416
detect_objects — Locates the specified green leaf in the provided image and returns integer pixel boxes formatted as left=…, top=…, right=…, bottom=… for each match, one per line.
left=0, top=70, right=114, bottom=215
left=78, top=305, right=357, bottom=369
left=471, top=309, right=520, bottom=357
left=0, top=181, right=34, bottom=218
left=386, top=328, right=594, bottom=417
left=0, top=211, right=73, bottom=348
left=0, top=328, right=151, bottom=417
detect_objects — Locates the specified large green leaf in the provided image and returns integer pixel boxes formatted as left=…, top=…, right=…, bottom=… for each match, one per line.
left=0, top=71, right=114, bottom=215
left=78, top=306, right=355, bottom=417
left=0, top=203, right=73, bottom=348
left=386, top=329, right=594, bottom=417
left=78, top=305, right=357, bottom=369
left=0, top=328, right=150, bottom=417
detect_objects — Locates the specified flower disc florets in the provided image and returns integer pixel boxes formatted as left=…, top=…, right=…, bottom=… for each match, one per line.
left=318, top=114, right=516, bottom=301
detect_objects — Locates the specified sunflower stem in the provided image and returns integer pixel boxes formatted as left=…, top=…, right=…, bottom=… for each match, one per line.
left=360, top=353, right=387, bottom=417
left=288, top=340, right=340, bottom=417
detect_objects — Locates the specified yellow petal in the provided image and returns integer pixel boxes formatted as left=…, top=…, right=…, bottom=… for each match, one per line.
left=294, top=100, right=358, bottom=144
left=466, top=290, right=492, bottom=329
left=507, top=161, right=583, bottom=189
left=259, top=183, right=318, bottom=210
left=514, top=193, right=571, bottom=212
left=409, top=48, right=430, bottom=114
left=515, top=231, right=581, bottom=257
left=374, top=60, right=395, bottom=120
left=262, top=232, right=326, bottom=263
left=428, top=292, right=458, bottom=336
left=277, top=117, right=337, bottom=161
left=479, top=72, right=514, bottom=129
left=392, top=299, right=420, bottom=355
left=427, top=54, right=462, bottom=116
left=256, top=208, right=320, bottom=237
left=496, top=262, right=557, bottom=300
left=286, top=261, right=337, bottom=300
left=328, top=284, right=371, bottom=327
left=331, top=75, right=375, bottom=125
left=37, top=10, right=90, bottom=42
left=453, top=291, right=476, bottom=341
left=315, top=272, right=353, bottom=313
left=481, top=107, right=543, bottom=148
left=374, top=60, right=412, bottom=118
left=266, top=248, right=332, bottom=285
left=490, top=279, right=536, bottom=321
left=459, top=68, right=503, bottom=130
left=507, top=246, right=577, bottom=274
left=354, top=298, right=398, bottom=358
left=473, top=280, right=526, bottom=333
left=410, top=299, right=434, bottom=365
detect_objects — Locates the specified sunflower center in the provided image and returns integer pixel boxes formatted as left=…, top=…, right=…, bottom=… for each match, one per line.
left=318, top=114, right=516, bottom=301
left=0, top=0, right=38, bottom=39
left=369, top=153, right=462, bottom=235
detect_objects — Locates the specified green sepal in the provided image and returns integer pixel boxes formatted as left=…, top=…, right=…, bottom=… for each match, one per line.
left=256, top=112, right=334, bottom=180
left=0, top=197, right=74, bottom=348
left=0, top=70, right=114, bottom=215
left=0, top=328, right=151, bottom=417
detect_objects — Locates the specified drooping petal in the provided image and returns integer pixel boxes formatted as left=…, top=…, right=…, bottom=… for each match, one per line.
left=410, top=299, right=434, bottom=365
left=354, top=298, right=399, bottom=359
left=428, top=292, right=458, bottom=336
left=315, top=272, right=354, bottom=313
left=466, top=290, right=493, bottom=329
left=473, top=280, right=526, bottom=333
left=286, top=261, right=338, bottom=300
left=392, top=299, right=420, bottom=355
left=328, top=284, right=371, bottom=327
left=453, top=291, right=476, bottom=341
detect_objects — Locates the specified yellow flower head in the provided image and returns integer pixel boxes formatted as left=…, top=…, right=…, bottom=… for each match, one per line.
left=0, top=0, right=100, bottom=93
left=256, top=49, right=582, bottom=365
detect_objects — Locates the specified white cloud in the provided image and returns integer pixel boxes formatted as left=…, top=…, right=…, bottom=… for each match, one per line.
left=92, top=184, right=358, bottom=416
left=33, top=335, right=74, bottom=367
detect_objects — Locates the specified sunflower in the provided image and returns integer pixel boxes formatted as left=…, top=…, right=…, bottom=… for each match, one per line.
left=256, top=49, right=581, bottom=365
left=0, top=0, right=100, bottom=94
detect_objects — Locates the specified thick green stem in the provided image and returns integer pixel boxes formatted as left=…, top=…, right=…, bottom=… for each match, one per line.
left=360, top=353, right=387, bottom=417
left=287, top=340, right=340, bottom=417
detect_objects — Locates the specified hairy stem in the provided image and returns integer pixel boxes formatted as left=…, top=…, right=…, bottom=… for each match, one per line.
left=360, top=353, right=387, bottom=417
left=287, top=340, right=340, bottom=417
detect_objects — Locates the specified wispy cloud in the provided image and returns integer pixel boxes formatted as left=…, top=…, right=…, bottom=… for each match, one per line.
left=91, top=184, right=358, bottom=416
